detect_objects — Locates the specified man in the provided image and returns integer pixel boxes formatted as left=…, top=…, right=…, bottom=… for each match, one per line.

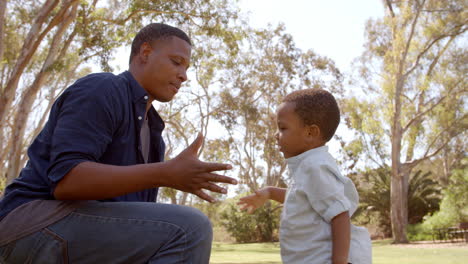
left=0, top=23, right=236, bottom=263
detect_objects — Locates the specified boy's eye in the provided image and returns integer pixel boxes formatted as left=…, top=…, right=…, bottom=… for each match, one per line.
left=172, top=59, right=181, bottom=65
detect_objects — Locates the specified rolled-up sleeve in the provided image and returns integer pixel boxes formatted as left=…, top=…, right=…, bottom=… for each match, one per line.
left=302, top=164, right=351, bottom=223
left=47, top=76, right=120, bottom=193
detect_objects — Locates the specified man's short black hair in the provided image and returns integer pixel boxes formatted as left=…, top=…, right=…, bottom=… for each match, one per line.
left=282, top=88, right=340, bottom=142
left=129, top=23, right=192, bottom=64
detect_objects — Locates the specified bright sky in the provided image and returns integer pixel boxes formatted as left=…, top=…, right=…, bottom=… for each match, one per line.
left=239, top=0, right=385, bottom=72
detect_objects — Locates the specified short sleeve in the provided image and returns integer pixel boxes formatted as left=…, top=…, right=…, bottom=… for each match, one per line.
left=47, top=76, right=121, bottom=193
left=301, top=163, right=351, bottom=223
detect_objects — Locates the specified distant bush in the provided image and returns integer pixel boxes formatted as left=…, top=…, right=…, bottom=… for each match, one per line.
left=407, top=223, right=433, bottom=241
left=421, top=160, right=468, bottom=230
left=220, top=198, right=281, bottom=243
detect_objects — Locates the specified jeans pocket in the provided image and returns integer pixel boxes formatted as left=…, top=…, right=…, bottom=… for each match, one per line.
left=0, top=228, right=68, bottom=264
left=29, top=228, right=68, bottom=264
left=0, top=241, right=16, bottom=262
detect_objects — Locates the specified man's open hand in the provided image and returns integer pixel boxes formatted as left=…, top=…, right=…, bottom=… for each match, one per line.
left=164, top=133, right=237, bottom=202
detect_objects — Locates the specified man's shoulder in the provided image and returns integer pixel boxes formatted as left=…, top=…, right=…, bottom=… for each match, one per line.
left=65, top=72, right=130, bottom=98
left=74, top=72, right=127, bottom=88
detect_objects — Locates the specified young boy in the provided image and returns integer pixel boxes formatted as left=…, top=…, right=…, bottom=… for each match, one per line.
left=238, top=89, right=371, bottom=264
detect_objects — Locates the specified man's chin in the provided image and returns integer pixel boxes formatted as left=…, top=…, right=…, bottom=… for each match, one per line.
left=155, top=95, right=175, bottom=103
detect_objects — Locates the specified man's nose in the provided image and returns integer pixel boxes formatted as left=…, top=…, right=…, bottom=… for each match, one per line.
left=178, top=69, right=187, bottom=82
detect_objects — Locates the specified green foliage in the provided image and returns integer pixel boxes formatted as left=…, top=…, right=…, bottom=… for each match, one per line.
left=220, top=198, right=281, bottom=243
left=354, top=166, right=441, bottom=236
left=406, top=223, right=433, bottom=241
left=421, top=158, right=468, bottom=230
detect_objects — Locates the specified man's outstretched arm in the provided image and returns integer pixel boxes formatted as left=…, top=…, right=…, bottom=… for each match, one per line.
left=54, top=134, right=237, bottom=202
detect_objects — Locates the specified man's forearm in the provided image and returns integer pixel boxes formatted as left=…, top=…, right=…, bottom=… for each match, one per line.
left=53, top=161, right=168, bottom=200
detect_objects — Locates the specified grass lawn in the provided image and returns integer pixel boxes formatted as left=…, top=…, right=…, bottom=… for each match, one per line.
left=210, top=240, right=468, bottom=264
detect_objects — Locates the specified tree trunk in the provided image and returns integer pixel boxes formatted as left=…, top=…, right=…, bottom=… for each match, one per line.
left=390, top=72, right=409, bottom=243
left=5, top=2, right=78, bottom=184
left=0, top=0, right=59, bottom=131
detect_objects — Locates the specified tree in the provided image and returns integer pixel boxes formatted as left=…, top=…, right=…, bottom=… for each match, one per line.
left=0, top=0, right=246, bottom=186
left=344, top=0, right=467, bottom=243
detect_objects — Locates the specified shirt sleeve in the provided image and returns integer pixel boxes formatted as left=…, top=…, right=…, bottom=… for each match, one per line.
left=47, top=75, right=121, bottom=193
left=301, top=162, right=351, bottom=223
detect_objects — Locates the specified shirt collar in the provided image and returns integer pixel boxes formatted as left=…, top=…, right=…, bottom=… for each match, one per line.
left=119, top=71, right=149, bottom=103
left=286, top=145, right=328, bottom=175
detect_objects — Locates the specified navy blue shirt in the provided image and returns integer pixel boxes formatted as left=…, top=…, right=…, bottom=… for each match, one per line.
left=0, top=71, right=165, bottom=220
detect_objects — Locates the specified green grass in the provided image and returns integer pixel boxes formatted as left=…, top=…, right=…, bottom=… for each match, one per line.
left=210, top=240, right=468, bottom=264
left=211, top=242, right=281, bottom=264
left=372, top=240, right=468, bottom=264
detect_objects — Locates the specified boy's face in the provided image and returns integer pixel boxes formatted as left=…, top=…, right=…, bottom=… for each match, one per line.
left=275, top=102, right=314, bottom=158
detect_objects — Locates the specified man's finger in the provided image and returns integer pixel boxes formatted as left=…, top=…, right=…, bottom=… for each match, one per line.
left=194, top=189, right=216, bottom=203
left=202, top=161, right=233, bottom=172
left=201, top=182, right=227, bottom=194
left=205, top=172, right=237, bottom=184
left=187, top=133, right=204, bottom=156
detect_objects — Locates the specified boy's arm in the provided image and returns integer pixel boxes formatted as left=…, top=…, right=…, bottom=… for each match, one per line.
left=331, top=211, right=351, bottom=264
left=238, top=187, right=286, bottom=213
left=266, top=186, right=286, bottom=203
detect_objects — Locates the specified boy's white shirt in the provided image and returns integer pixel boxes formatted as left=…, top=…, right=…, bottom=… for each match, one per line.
left=280, top=146, right=372, bottom=264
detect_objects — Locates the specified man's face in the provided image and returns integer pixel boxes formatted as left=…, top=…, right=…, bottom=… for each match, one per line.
left=140, top=36, right=191, bottom=102
left=275, top=102, right=311, bottom=158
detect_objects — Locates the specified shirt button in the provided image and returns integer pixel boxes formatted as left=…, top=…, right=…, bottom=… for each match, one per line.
left=144, top=96, right=148, bottom=100
left=138, top=116, right=142, bottom=120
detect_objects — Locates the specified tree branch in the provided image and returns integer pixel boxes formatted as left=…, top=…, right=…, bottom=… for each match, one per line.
left=402, top=95, right=446, bottom=134
left=384, top=0, right=395, bottom=18
left=0, top=0, right=7, bottom=72
left=97, top=9, right=202, bottom=26
left=404, top=124, right=466, bottom=170
left=404, top=24, right=467, bottom=78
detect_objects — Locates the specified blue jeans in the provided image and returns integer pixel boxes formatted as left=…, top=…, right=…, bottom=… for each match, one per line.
left=0, top=202, right=213, bottom=264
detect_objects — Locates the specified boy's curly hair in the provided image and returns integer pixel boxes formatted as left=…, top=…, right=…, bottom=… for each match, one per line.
left=129, top=23, right=191, bottom=64
left=282, top=89, right=340, bottom=142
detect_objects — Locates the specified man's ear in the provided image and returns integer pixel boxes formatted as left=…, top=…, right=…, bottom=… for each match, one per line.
left=139, top=42, right=153, bottom=63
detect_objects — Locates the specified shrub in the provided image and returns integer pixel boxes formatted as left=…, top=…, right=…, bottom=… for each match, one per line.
left=407, top=223, right=433, bottom=241
left=220, top=198, right=281, bottom=243
left=421, top=159, right=468, bottom=230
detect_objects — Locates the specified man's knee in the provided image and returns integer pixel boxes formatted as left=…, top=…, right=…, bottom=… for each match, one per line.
left=183, top=206, right=213, bottom=238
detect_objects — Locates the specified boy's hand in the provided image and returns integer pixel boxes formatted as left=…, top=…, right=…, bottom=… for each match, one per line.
left=237, top=188, right=270, bottom=214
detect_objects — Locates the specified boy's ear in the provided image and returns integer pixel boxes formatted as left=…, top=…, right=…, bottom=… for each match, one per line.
left=306, top=124, right=321, bottom=139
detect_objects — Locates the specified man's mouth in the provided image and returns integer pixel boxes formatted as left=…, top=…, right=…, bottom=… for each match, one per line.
left=169, top=83, right=180, bottom=93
